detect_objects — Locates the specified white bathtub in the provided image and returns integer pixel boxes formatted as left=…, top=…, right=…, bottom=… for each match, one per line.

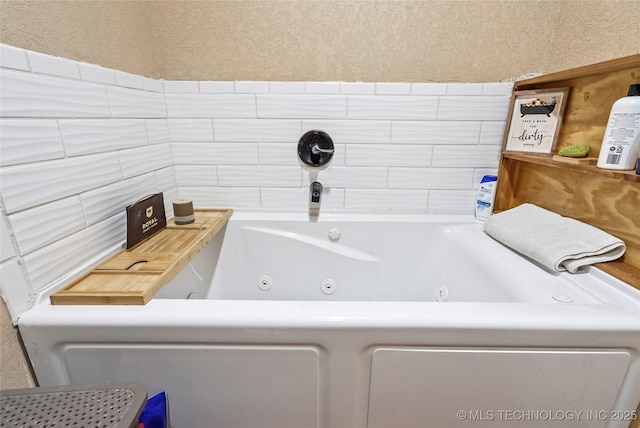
left=19, top=211, right=640, bottom=428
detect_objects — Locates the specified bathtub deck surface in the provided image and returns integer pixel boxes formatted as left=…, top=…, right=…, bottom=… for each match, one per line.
left=49, top=209, right=232, bottom=305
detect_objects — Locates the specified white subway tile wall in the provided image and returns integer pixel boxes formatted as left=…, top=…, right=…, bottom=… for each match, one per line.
left=0, top=119, right=66, bottom=165
left=0, top=45, right=174, bottom=322
left=58, top=119, right=149, bottom=156
left=0, top=43, right=511, bottom=322
left=10, top=196, right=86, bottom=255
left=166, top=93, right=256, bottom=118
left=1, top=69, right=111, bottom=118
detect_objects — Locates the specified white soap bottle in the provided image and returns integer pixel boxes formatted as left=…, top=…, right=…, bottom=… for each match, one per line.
left=475, top=175, right=497, bottom=221
left=597, top=84, right=640, bottom=170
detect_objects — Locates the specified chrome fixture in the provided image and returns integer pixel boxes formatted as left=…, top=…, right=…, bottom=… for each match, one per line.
left=311, top=145, right=335, bottom=155
left=298, top=130, right=334, bottom=167
left=310, top=181, right=323, bottom=208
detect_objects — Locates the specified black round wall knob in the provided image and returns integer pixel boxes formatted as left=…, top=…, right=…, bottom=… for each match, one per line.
left=298, top=130, right=334, bottom=167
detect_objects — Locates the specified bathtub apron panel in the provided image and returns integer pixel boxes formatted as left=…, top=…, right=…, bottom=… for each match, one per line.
left=367, top=347, right=632, bottom=428
left=61, top=344, right=322, bottom=428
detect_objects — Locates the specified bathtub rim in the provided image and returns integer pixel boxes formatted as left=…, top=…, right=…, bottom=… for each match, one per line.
left=28, top=210, right=640, bottom=308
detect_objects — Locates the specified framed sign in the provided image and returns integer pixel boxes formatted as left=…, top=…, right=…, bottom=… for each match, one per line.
left=502, top=87, right=570, bottom=155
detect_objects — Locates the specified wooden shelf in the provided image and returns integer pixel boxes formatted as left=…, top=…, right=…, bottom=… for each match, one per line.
left=496, top=55, right=640, bottom=290
left=503, top=153, right=640, bottom=183
left=515, top=54, right=640, bottom=89
left=50, top=209, right=232, bottom=305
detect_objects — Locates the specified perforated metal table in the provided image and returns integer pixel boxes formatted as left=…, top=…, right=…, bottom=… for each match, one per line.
left=0, top=383, right=147, bottom=428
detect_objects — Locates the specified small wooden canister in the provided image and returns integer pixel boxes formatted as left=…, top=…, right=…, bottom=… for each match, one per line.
left=173, top=199, right=195, bottom=225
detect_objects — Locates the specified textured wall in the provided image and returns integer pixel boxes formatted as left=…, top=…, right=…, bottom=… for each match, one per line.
left=2, top=1, right=639, bottom=82
left=550, top=0, right=640, bottom=73
left=1, top=300, right=34, bottom=389
left=150, top=0, right=557, bottom=82
left=0, top=0, right=158, bottom=78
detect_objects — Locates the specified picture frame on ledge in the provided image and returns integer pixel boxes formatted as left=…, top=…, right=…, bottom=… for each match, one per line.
left=502, top=87, right=570, bottom=155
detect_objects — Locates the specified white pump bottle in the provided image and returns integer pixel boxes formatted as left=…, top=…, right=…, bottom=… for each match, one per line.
left=597, top=84, right=640, bottom=170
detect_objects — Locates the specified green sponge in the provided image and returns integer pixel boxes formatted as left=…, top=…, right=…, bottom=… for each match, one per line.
left=558, top=144, right=590, bottom=158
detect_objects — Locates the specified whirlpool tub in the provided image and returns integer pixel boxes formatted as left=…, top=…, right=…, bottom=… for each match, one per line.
left=19, top=211, right=640, bottom=428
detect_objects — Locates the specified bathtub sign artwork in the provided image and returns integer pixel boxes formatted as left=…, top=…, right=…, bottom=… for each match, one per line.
left=502, top=88, right=569, bottom=155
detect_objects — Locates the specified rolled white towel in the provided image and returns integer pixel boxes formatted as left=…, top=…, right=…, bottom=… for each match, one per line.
left=483, top=203, right=626, bottom=273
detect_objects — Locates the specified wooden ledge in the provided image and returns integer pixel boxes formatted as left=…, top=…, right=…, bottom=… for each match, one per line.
left=595, top=260, right=640, bottom=291
left=503, top=153, right=640, bottom=183
left=514, top=54, right=640, bottom=89
left=50, top=209, right=232, bottom=305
